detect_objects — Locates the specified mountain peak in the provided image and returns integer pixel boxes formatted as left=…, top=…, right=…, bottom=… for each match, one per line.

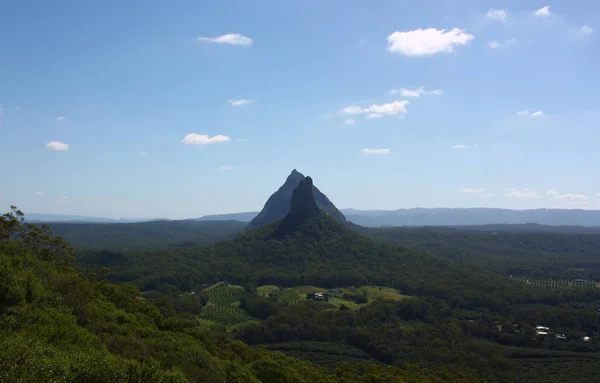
left=248, top=169, right=347, bottom=229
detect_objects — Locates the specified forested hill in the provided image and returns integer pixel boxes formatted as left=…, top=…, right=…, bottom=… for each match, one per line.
left=46, top=219, right=246, bottom=249
left=82, top=208, right=550, bottom=311
left=4, top=207, right=476, bottom=382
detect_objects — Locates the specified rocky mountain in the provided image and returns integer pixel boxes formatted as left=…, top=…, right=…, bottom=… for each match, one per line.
left=248, top=169, right=347, bottom=228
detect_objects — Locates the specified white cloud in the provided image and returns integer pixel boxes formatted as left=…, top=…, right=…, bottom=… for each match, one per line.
left=554, top=193, right=588, bottom=201
left=141, top=151, right=148, bottom=155
left=342, top=106, right=364, bottom=115
left=458, top=188, right=486, bottom=193
left=390, top=86, right=443, bottom=97
left=505, top=188, right=541, bottom=199
left=487, top=9, right=508, bottom=22
left=219, top=165, right=235, bottom=171
left=55, top=116, right=66, bottom=121
left=236, top=138, right=248, bottom=143
left=344, top=119, right=356, bottom=125
left=489, top=39, right=517, bottom=49
left=35, top=192, right=44, bottom=197
left=0, top=105, right=3, bottom=115
left=341, top=101, right=410, bottom=118
left=181, top=134, right=231, bottom=145
left=452, top=144, right=478, bottom=149
left=361, top=148, right=390, bottom=155
left=480, top=193, right=494, bottom=199
left=546, top=190, right=559, bottom=196
left=534, top=6, right=551, bottom=17
left=517, top=110, right=544, bottom=117
left=197, top=33, right=252, bottom=46
left=45, top=141, right=70, bottom=151
left=228, top=99, right=255, bottom=106
left=387, top=28, right=474, bottom=56
left=578, top=25, right=594, bottom=37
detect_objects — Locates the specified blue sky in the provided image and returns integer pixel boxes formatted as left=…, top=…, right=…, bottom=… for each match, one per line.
left=1, top=0, right=599, bottom=219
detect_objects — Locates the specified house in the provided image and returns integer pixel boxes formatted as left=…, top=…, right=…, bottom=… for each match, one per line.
left=314, top=292, right=324, bottom=301
left=536, top=325, right=550, bottom=331
left=555, top=334, right=567, bottom=340
left=583, top=336, right=591, bottom=342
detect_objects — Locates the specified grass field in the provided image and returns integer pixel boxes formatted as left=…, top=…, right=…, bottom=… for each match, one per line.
left=257, top=285, right=280, bottom=297
left=359, top=286, right=408, bottom=301
left=292, top=285, right=326, bottom=294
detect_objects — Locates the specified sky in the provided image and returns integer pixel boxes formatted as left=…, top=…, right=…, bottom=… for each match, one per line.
left=1, top=0, right=599, bottom=219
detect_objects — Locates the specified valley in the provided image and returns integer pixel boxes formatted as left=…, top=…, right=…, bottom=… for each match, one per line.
left=3, top=171, right=600, bottom=382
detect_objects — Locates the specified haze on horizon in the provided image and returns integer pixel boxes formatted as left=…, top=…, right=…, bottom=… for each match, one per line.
left=1, top=1, right=599, bottom=219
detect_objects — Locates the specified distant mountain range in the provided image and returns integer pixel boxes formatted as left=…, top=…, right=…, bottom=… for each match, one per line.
left=25, top=202, right=600, bottom=228
left=24, top=213, right=164, bottom=224
left=198, top=208, right=600, bottom=227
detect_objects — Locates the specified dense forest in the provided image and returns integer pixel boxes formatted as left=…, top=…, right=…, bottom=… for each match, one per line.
left=9, top=202, right=600, bottom=382
left=2, top=206, right=487, bottom=382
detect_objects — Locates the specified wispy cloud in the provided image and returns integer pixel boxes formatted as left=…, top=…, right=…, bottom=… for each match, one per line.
left=45, top=141, right=70, bottom=151
left=341, top=100, right=409, bottom=119
left=387, top=28, right=474, bottom=56
left=35, top=192, right=44, bottom=197
left=197, top=33, right=252, bottom=46
left=181, top=134, right=231, bottom=145
left=228, top=99, right=255, bottom=106
left=361, top=148, right=391, bottom=155
left=390, top=86, right=443, bottom=97
left=487, top=9, right=508, bottom=22
left=219, top=165, right=235, bottom=171
left=344, top=119, right=356, bottom=125
left=533, top=6, right=551, bottom=17
left=452, top=144, right=478, bottom=149
left=236, top=138, right=249, bottom=143
left=505, top=188, right=542, bottom=199
left=55, top=116, right=66, bottom=121
left=517, top=110, right=544, bottom=117
left=489, top=39, right=518, bottom=49
left=577, top=25, right=594, bottom=37
left=547, top=191, right=588, bottom=201
left=458, top=188, right=486, bottom=193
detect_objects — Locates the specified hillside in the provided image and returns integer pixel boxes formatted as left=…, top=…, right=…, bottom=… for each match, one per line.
left=82, top=177, right=542, bottom=311
left=249, top=169, right=347, bottom=228
left=47, top=219, right=246, bottom=249
left=3, top=207, right=477, bottom=383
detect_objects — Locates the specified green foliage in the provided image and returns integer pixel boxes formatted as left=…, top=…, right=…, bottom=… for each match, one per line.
left=207, top=283, right=245, bottom=305
left=201, top=305, right=258, bottom=327
left=509, top=276, right=597, bottom=290
left=278, top=289, right=301, bottom=306
left=5, top=206, right=474, bottom=382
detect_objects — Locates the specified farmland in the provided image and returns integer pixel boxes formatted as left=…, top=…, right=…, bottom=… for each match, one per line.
left=201, top=305, right=258, bottom=326
left=207, top=283, right=245, bottom=305
left=199, top=282, right=257, bottom=327
left=509, top=276, right=597, bottom=290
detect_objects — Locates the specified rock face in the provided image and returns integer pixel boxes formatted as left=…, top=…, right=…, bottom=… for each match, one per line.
left=289, top=177, right=320, bottom=217
left=248, top=169, right=347, bottom=229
